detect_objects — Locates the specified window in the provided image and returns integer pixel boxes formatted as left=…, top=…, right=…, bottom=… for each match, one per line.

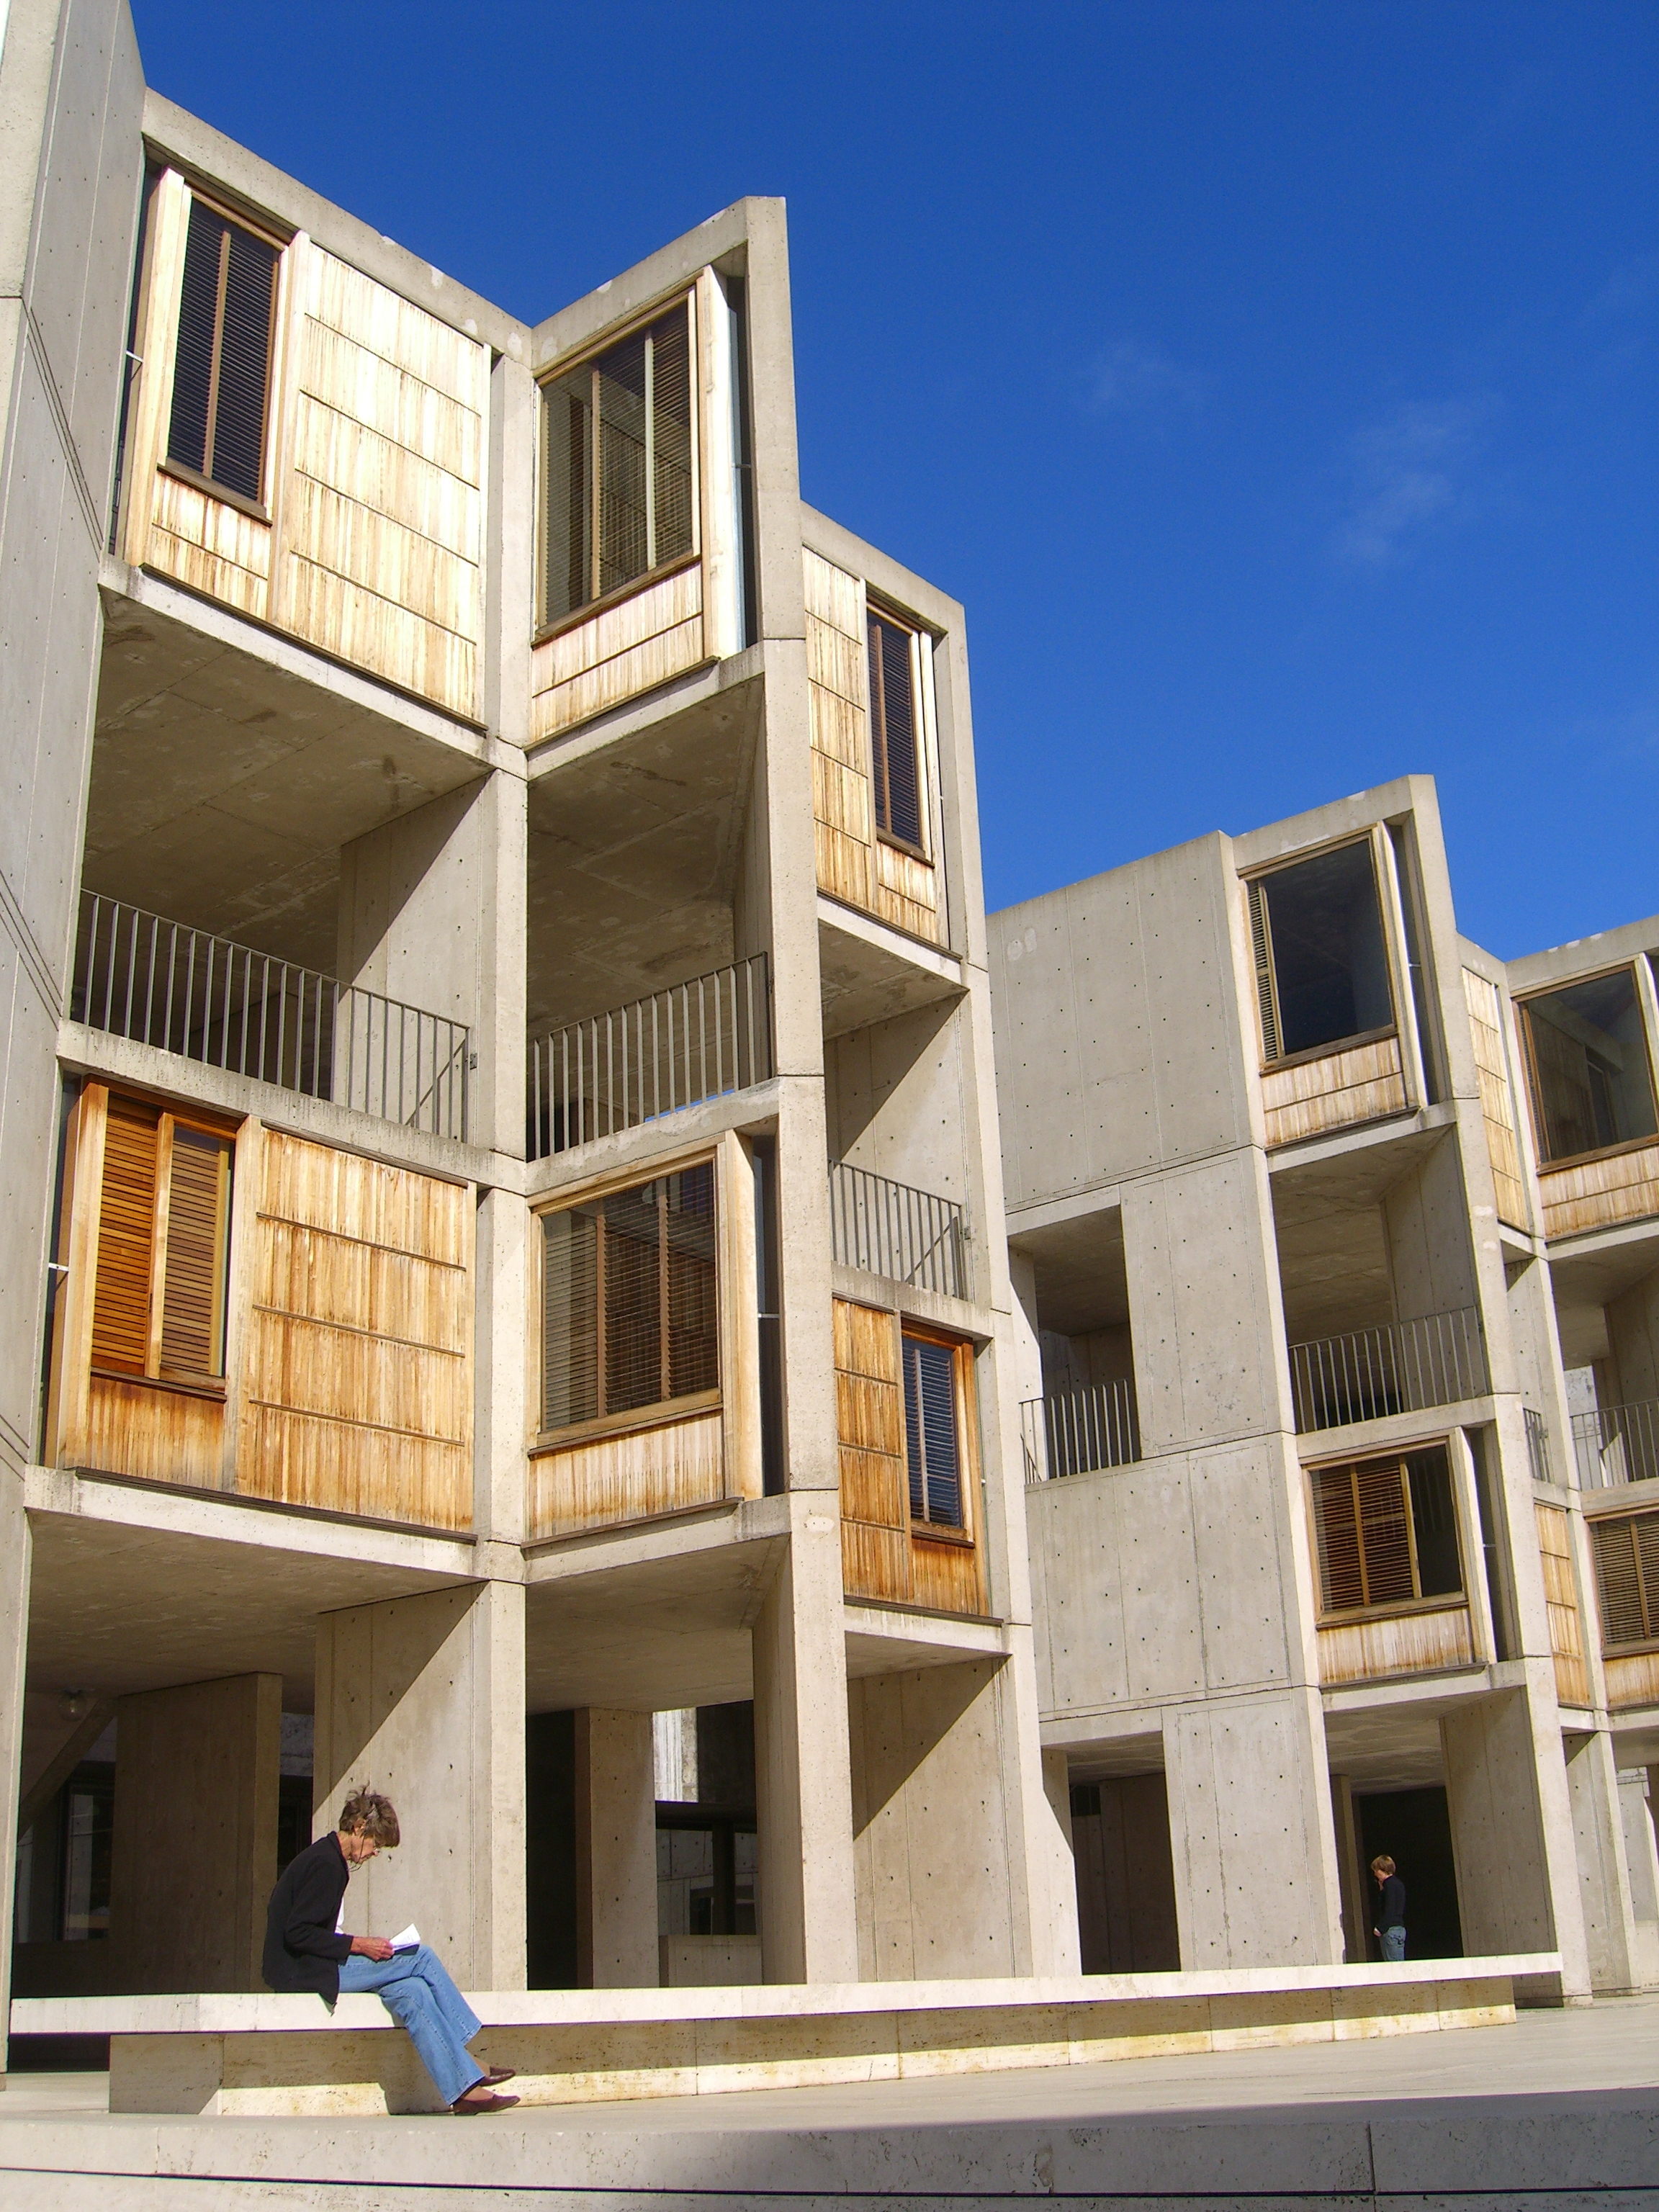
left=1518, top=966, right=1658, bottom=1166
left=541, top=1161, right=717, bottom=1434
left=541, top=301, right=695, bottom=627
left=166, top=196, right=280, bottom=506
left=91, top=1092, right=234, bottom=1386
left=866, top=607, right=924, bottom=850
left=1247, top=840, right=1393, bottom=1065
left=1310, top=1447, right=1462, bottom=1617
left=1591, top=1511, right=1659, bottom=1651
left=904, top=1330, right=966, bottom=1529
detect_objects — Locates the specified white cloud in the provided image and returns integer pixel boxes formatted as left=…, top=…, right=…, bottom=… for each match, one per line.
left=1334, top=397, right=1493, bottom=565
left=1088, top=339, right=1203, bottom=417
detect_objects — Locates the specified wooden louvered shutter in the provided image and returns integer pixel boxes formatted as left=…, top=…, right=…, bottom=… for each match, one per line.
left=541, top=1203, right=600, bottom=1430
left=91, top=1097, right=161, bottom=1375
left=603, top=1178, right=663, bottom=1415
left=904, top=1334, right=962, bottom=1527
left=868, top=611, right=922, bottom=850
left=1248, top=879, right=1280, bottom=1064
left=649, top=304, right=694, bottom=569
left=1312, top=1465, right=1364, bottom=1612
left=158, top=1127, right=231, bottom=1379
left=1593, top=1517, right=1650, bottom=1647
left=665, top=1165, right=718, bottom=1399
left=1357, top=1459, right=1416, bottom=1606
left=167, top=199, right=278, bottom=504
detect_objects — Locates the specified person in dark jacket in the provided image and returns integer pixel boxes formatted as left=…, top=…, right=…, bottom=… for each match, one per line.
left=264, top=1789, right=517, bottom=2115
left=1370, top=1853, right=1407, bottom=1961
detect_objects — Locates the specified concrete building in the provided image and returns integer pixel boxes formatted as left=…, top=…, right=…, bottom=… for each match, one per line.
left=992, top=778, right=1659, bottom=2001
left=1, top=0, right=1078, bottom=2050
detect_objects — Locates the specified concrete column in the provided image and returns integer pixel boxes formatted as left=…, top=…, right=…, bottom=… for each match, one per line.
left=574, top=1709, right=657, bottom=1988
left=108, top=1673, right=280, bottom=1994
left=1441, top=1678, right=1591, bottom=2000
left=474, top=1184, right=530, bottom=1545
left=0, top=1482, right=33, bottom=2073
left=752, top=1501, right=858, bottom=1983
left=1563, top=1730, right=1642, bottom=1992
left=1624, top=1769, right=1659, bottom=1989
left=315, top=1579, right=526, bottom=1990
left=1329, top=1773, right=1371, bottom=1963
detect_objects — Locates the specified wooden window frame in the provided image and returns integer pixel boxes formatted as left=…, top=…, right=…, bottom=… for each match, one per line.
left=533, top=1147, right=721, bottom=1452
left=159, top=186, right=285, bottom=518
left=1307, top=1445, right=1465, bottom=1625
left=866, top=598, right=930, bottom=863
left=1589, top=1509, right=1659, bottom=1655
left=902, top=1321, right=978, bottom=1546
left=534, top=291, right=701, bottom=643
left=1243, top=833, right=1399, bottom=1074
left=1515, top=961, right=1659, bottom=1174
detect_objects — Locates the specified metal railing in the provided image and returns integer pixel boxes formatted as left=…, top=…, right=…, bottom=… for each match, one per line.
left=1022, top=1378, right=1141, bottom=1484
left=828, top=1159, right=967, bottom=1300
left=1572, top=1399, right=1659, bottom=1490
left=1524, top=1406, right=1554, bottom=1486
left=1287, top=1305, right=1488, bottom=1435
left=72, top=894, right=471, bottom=1139
left=527, top=954, right=771, bottom=1161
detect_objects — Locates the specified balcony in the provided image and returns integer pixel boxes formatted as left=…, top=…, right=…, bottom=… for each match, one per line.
left=827, top=1160, right=966, bottom=1300
left=1573, top=1399, right=1659, bottom=1490
left=71, top=895, right=472, bottom=1141
left=1021, top=1378, right=1141, bottom=1485
left=1287, top=1305, right=1488, bottom=1435
left=527, top=956, right=772, bottom=1163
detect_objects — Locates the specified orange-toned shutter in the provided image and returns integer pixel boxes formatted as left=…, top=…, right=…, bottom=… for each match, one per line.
left=158, top=1127, right=232, bottom=1378
left=1312, top=1466, right=1364, bottom=1611
left=1357, top=1459, right=1416, bottom=1605
left=91, top=1097, right=161, bottom=1373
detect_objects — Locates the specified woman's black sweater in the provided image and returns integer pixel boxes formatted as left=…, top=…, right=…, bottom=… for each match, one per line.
left=262, top=1832, right=354, bottom=1997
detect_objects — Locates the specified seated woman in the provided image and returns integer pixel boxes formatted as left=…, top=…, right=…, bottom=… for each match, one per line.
left=262, top=1788, right=518, bottom=2116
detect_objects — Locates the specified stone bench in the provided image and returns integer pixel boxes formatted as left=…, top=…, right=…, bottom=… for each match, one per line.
left=10, top=1954, right=1560, bottom=2116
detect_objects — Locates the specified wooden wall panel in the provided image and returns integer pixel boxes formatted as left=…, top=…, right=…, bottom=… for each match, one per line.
left=1262, top=1036, right=1408, bottom=1148
left=1535, top=1502, right=1592, bottom=1708
left=148, top=472, right=271, bottom=618
left=240, top=1130, right=472, bottom=1529
left=1316, top=1604, right=1474, bottom=1684
left=840, top=1519, right=909, bottom=1606
left=1462, top=971, right=1529, bottom=1230
left=527, top=1408, right=724, bottom=1541
left=873, top=839, right=943, bottom=945
left=908, top=1532, right=988, bottom=1617
left=1603, top=1650, right=1659, bottom=1712
left=1538, top=1143, right=1659, bottom=1241
left=80, top=1375, right=224, bottom=1491
left=530, top=563, right=706, bottom=741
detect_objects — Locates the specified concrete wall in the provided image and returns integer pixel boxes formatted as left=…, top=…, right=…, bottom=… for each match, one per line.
left=1606, top=1269, right=1659, bottom=1404
left=1383, top=1133, right=1480, bottom=1323
left=574, top=1709, right=657, bottom=1988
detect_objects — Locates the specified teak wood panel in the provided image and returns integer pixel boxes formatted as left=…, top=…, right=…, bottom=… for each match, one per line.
left=80, top=1375, right=224, bottom=1490
left=1602, top=1650, right=1659, bottom=1712
left=1462, top=970, right=1529, bottom=1231
left=148, top=471, right=271, bottom=617
left=531, top=564, right=706, bottom=741
left=527, top=1408, right=724, bottom=1541
left=1535, top=1502, right=1592, bottom=1708
left=1537, top=1143, right=1659, bottom=1240
left=239, top=1130, right=472, bottom=1528
left=1261, top=1035, right=1408, bottom=1148
left=1316, top=1604, right=1474, bottom=1684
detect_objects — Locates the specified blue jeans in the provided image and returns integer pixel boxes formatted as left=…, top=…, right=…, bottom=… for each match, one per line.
left=1380, top=1925, right=1407, bottom=1962
left=338, top=1946, right=485, bottom=2106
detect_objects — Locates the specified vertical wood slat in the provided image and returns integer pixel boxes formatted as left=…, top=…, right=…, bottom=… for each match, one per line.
left=1536, top=1502, right=1592, bottom=1709
left=1462, top=969, right=1529, bottom=1230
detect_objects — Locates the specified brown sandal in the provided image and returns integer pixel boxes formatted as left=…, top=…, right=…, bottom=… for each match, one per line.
left=483, top=2067, right=516, bottom=2085
left=453, top=2087, right=519, bottom=2115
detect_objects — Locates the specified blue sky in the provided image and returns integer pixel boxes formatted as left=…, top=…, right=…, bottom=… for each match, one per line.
left=132, top=2, right=1656, bottom=957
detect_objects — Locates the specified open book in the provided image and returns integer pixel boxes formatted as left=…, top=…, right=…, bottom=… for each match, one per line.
left=390, top=1925, right=421, bottom=1953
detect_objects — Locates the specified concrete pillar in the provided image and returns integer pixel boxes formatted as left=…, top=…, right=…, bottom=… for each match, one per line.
left=108, top=1673, right=280, bottom=1994
left=1563, top=1730, right=1642, bottom=1992
left=1441, top=1680, right=1591, bottom=2000
left=474, top=1184, right=529, bottom=1546
left=1618, top=1767, right=1659, bottom=1988
left=1163, top=1689, right=1344, bottom=1967
left=0, top=1483, right=32, bottom=2073
left=752, top=1501, right=858, bottom=1984
left=315, top=1579, right=526, bottom=1990
left=574, top=1709, right=657, bottom=1988
left=1329, top=1773, right=1371, bottom=1963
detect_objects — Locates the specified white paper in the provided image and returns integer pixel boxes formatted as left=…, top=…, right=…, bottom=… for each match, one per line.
left=390, top=1924, right=421, bottom=1952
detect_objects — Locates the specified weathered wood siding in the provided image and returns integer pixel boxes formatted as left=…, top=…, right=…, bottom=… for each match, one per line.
left=1535, top=1502, right=1592, bottom=1708
left=527, top=1406, right=724, bottom=1541
left=1316, top=1604, right=1474, bottom=1685
left=79, top=1374, right=224, bottom=1490
left=1462, top=970, right=1528, bottom=1230
left=1603, top=1650, right=1659, bottom=1711
left=1537, top=1143, right=1659, bottom=1240
left=531, top=562, right=706, bottom=742
left=805, top=550, right=944, bottom=946
left=1262, top=1035, right=1408, bottom=1148
left=239, top=1130, right=472, bottom=1528
left=834, top=1297, right=986, bottom=1615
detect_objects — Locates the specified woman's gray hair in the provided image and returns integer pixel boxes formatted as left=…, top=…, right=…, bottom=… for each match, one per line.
left=338, top=1789, right=400, bottom=1847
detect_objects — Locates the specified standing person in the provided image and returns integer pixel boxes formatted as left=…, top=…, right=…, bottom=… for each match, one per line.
left=263, top=1788, right=518, bottom=2116
left=1371, top=1854, right=1407, bottom=1961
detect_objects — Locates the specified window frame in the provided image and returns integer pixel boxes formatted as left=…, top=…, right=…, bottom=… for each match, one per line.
left=865, top=598, right=932, bottom=863
left=1514, top=960, right=1659, bottom=1173
left=1305, top=1443, right=1467, bottom=1625
left=158, top=184, right=287, bottom=521
left=901, top=1321, right=979, bottom=1546
left=1242, top=832, right=1400, bottom=1074
left=532, top=1146, right=723, bottom=1452
left=534, top=289, right=701, bottom=644
left=1589, top=1509, right=1659, bottom=1655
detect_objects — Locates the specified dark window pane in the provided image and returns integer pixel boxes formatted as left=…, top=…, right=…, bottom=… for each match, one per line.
left=210, top=222, right=276, bottom=500
left=1406, top=1447, right=1462, bottom=1598
left=904, top=1335, right=962, bottom=1527
left=595, top=328, right=648, bottom=598
left=1521, top=968, right=1657, bottom=1165
left=868, top=612, right=922, bottom=848
left=541, top=1205, right=599, bottom=1429
left=167, top=199, right=223, bottom=477
left=602, top=1179, right=662, bottom=1413
left=1260, top=840, right=1393, bottom=1059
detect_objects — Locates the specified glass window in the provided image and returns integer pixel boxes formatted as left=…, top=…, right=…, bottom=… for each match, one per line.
left=867, top=608, right=923, bottom=850
left=166, top=197, right=279, bottom=505
left=1310, top=1446, right=1462, bottom=1617
left=1519, top=966, right=1658, bottom=1166
left=541, top=1161, right=717, bottom=1434
left=1248, top=840, right=1393, bottom=1064
left=541, top=302, right=695, bottom=626
left=904, top=1331, right=963, bottom=1528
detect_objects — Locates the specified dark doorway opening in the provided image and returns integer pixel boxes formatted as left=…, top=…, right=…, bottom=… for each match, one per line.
left=1355, top=1784, right=1463, bottom=1961
left=1070, top=1773, right=1181, bottom=1972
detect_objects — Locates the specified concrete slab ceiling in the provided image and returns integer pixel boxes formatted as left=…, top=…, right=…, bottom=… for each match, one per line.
left=1323, top=1697, right=1452, bottom=1791
left=1549, top=1236, right=1659, bottom=1372
left=818, top=904, right=965, bottom=1041
left=1269, top=1130, right=1449, bottom=1344
left=842, top=1608, right=1007, bottom=1678
left=24, top=1505, right=469, bottom=1707
left=1010, top=1208, right=1129, bottom=1338
left=1051, top=1729, right=1165, bottom=1781
left=86, top=593, right=487, bottom=974
left=526, top=680, right=760, bottom=1037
